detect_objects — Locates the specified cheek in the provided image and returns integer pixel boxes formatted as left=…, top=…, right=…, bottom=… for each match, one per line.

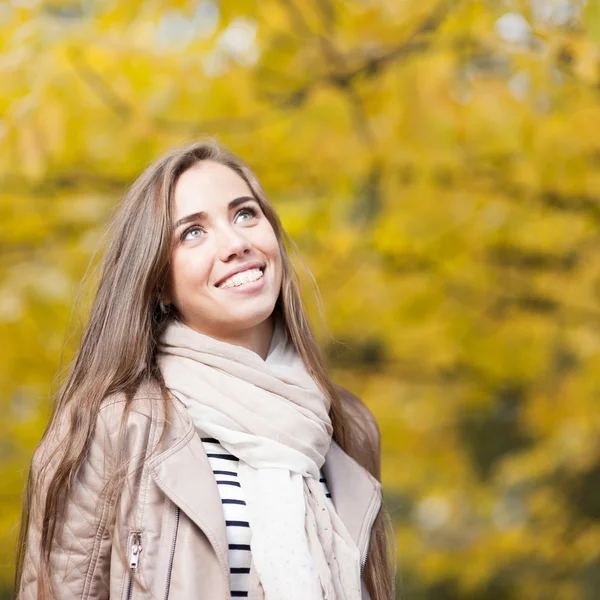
left=267, top=239, right=283, bottom=283
left=260, top=222, right=279, bottom=254
left=261, top=230, right=282, bottom=267
left=170, top=251, right=213, bottom=300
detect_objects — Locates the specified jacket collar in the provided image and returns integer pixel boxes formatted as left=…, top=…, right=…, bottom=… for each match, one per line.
left=148, top=410, right=382, bottom=574
left=148, top=416, right=230, bottom=575
left=322, top=441, right=382, bottom=562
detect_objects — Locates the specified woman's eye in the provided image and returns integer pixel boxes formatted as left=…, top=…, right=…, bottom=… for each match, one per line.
left=236, top=207, right=257, bottom=223
left=180, top=207, right=256, bottom=241
left=182, top=226, right=204, bottom=242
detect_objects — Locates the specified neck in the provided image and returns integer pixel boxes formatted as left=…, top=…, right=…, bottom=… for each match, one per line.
left=186, top=316, right=276, bottom=360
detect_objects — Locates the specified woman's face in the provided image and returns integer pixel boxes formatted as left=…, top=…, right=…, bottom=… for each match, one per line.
left=166, top=160, right=283, bottom=345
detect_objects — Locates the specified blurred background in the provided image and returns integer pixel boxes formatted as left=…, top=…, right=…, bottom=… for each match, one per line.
left=1, top=0, right=600, bottom=598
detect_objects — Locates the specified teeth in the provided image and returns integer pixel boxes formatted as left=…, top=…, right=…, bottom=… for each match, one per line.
left=220, top=268, right=264, bottom=289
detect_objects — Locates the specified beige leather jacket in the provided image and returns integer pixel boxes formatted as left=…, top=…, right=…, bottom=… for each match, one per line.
left=18, top=382, right=382, bottom=600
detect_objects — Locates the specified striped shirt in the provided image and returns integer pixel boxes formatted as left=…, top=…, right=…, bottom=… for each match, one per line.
left=199, top=435, right=332, bottom=599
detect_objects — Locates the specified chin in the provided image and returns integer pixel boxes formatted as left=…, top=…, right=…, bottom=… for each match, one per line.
left=229, top=308, right=276, bottom=331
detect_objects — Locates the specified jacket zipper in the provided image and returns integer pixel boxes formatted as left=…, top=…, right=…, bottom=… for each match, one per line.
left=360, top=537, right=371, bottom=574
left=164, top=507, right=181, bottom=600
left=125, top=532, right=143, bottom=600
left=359, top=489, right=382, bottom=575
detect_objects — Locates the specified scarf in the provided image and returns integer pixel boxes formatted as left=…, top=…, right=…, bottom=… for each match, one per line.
left=157, top=318, right=362, bottom=600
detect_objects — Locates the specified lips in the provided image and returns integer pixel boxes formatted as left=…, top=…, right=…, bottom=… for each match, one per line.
left=214, top=262, right=265, bottom=287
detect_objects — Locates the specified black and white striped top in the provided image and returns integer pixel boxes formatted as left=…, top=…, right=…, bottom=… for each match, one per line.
left=199, top=435, right=332, bottom=599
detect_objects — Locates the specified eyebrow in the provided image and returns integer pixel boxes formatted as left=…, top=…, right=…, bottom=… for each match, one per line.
left=173, top=196, right=257, bottom=231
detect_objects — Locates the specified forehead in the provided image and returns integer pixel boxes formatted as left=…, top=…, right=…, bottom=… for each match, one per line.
left=172, top=160, right=253, bottom=219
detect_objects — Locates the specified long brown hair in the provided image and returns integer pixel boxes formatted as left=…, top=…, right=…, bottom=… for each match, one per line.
left=15, top=139, right=395, bottom=599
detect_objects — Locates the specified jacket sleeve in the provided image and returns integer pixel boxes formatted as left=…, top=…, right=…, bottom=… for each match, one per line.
left=17, top=406, right=118, bottom=600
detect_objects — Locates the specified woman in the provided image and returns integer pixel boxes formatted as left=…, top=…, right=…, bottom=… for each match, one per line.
left=15, top=140, right=394, bottom=600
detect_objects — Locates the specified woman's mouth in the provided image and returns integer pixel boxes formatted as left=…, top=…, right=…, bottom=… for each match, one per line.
left=219, top=267, right=265, bottom=289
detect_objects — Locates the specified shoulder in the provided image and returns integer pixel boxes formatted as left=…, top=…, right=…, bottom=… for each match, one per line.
left=98, top=379, right=160, bottom=432
left=334, top=383, right=378, bottom=424
left=98, top=379, right=190, bottom=458
left=333, top=383, right=381, bottom=479
left=35, top=380, right=187, bottom=472
left=333, top=383, right=380, bottom=444
left=31, top=381, right=159, bottom=470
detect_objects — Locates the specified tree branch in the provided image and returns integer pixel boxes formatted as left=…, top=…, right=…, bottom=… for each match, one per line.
left=269, top=0, right=454, bottom=107
left=68, top=49, right=133, bottom=119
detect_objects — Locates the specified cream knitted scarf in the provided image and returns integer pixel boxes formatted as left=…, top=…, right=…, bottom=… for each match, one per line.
left=157, top=319, right=362, bottom=600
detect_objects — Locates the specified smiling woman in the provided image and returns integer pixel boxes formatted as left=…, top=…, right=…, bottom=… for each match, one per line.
left=14, top=140, right=394, bottom=600
left=166, top=162, right=283, bottom=355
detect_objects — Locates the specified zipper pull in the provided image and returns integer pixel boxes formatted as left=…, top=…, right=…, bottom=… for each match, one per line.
left=129, top=532, right=143, bottom=571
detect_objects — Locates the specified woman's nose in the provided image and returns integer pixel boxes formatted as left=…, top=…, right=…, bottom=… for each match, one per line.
left=216, top=226, right=252, bottom=261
